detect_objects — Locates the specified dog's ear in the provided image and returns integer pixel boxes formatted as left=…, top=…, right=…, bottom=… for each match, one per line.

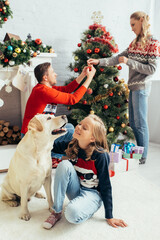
left=28, top=117, right=43, bottom=132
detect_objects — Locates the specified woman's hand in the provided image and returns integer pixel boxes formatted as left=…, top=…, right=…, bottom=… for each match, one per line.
left=106, top=218, right=128, bottom=228
left=81, top=66, right=88, bottom=77
left=118, top=56, right=128, bottom=64
left=87, top=58, right=100, bottom=65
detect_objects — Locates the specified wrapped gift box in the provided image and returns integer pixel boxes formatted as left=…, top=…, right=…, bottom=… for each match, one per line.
left=109, top=149, right=122, bottom=163
left=109, top=157, right=139, bottom=174
left=123, top=152, right=142, bottom=160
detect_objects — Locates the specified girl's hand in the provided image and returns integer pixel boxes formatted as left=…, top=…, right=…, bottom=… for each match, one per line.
left=87, top=58, right=100, bottom=65
left=81, top=66, right=88, bottom=77
left=106, top=218, right=128, bottom=228
left=118, top=56, right=128, bottom=64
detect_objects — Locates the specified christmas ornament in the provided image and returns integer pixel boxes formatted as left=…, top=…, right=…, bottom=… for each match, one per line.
left=42, top=43, right=46, bottom=48
left=104, top=84, right=108, bottom=88
left=32, top=52, right=37, bottom=57
left=5, top=85, right=12, bottom=93
left=86, top=49, right=92, bottom=54
left=113, top=76, right=118, bottom=82
left=117, top=65, right=122, bottom=70
left=94, top=48, right=100, bottom=53
left=87, top=88, right=93, bottom=94
left=0, top=98, right=4, bottom=107
left=21, top=41, right=25, bottom=46
left=124, top=113, right=129, bottom=119
left=12, top=52, right=17, bottom=57
left=4, top=58, right=8, bottom=62
left=35, top=38, right=42, bottom=45
left=5, top=1, right=10, bottom=5
left=4, top=17, right=8, bottom=21
left=117, top=103, right=121, bottom=108
left=74, top=68, right=79, bottom=72
left=23, top=49, right=26, bottom=53
left=77, top=43, right=81, bottom=47
left=117, top=92, right=121, bottom=96
left=100, top=68, right=104, bottom=72
left=123, top=130, right=127, bottom=135
left=49, top=48, right=55, bottom=53
left=7, top=45, right=13, bottom=51
left=116, top=116, right=120, bottom=120
left=119, top=79, right=125, bottom=83
left=37, top=50, right=40, bottom=55
left=90, top=110, right=94, bottom=114
left=87, top=66, right=92, bottom=71
left=121, top=123, right=126, bottom=128
left=82, top=100, right=87, bottom=105
left=109, top=92, right=113, bottom=97
left=9, top=60, right=15, bottom=66
left=91, top=11, right=104, bottom=24
left=109, top=127, right=114, bottom=132
left=74, top=56, right=79, bottom=61
left=103, top=105, right=108, bottom=110
left=15, top=48, right=21, bottom=53
left=87, top=34, right=91, bottom=39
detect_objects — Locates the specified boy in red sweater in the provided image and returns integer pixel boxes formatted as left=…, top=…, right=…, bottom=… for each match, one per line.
left=21, top=62, right=96, bottom=167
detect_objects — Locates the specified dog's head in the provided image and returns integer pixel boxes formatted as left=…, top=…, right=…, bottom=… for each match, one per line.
left=28, top=114, right=68, bottom=140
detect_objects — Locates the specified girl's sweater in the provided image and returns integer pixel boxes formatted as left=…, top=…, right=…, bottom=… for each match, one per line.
left=99, top=36, right=160, bottom=91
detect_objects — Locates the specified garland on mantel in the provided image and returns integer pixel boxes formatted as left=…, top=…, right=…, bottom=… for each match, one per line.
left=0, top=0, right=13, bottom=28
left=0, top=34, right=55, bottom=67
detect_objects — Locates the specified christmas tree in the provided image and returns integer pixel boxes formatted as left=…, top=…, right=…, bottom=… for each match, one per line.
left=65, top=12, right=134, bottom=147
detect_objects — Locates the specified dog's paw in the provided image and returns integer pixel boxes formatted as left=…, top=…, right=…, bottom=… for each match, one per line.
left=20, top=213, right=31, bottom=221
left=34, top=192, right=46, bottom=199
left=7, top=200, right=20, bottom=207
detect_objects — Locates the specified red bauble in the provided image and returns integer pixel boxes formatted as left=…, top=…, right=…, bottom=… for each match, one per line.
left=103, top=105, right=108, bottom=110
left=74, top=68, right=79, bottom=72
left=82, top=100, right=87, bottom=105
left=87, top=88, right=93, bottom=94
left=94, top=48, right=100, bottom=53
left=86, top=49, right=92, bottom=54
left=117, top=65, right=122, bottom=70
left=4, top=58, right=9, bottom=62
left=109, top=92, right=114, bottom=97
left=4, top=17, right=8, bottom=21
left=100, top=68, right=104, bottom=72
left=114, top=76, right=119, bottom=82
left=35, top=38, right=42, bottom=45
left=117, top=103, right=121, bottom=108
left=87, top=66, right=92, bottom=71
left=87, top=34, right=91, bottom=39
left=116, top=116, right=120, bottom=120
left=0, top=8, right=2, bottom=12
left=102, top=53, right=107, bottom=57
left=77, top=43, right=81, bottom=47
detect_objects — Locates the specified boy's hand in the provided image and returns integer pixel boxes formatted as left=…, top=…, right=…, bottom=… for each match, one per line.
left=87, top=58, right=100, bottom=65
left=106, top=218, right=128, bottom=228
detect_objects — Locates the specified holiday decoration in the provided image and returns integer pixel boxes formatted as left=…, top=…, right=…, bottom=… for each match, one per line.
left=65, top=12, right=134, bottom=147
left=0, top=0, right=13, bottom=28
left=0, top=33, right=55, bottom=67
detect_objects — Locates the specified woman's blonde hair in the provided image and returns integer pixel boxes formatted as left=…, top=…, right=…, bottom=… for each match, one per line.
left=65, top=114, right=109, bottom=161
left=130, top=11, right=151, bottom=47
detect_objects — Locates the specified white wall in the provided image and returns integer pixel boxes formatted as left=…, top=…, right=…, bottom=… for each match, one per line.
left=0, top=0, right=160, bottom=143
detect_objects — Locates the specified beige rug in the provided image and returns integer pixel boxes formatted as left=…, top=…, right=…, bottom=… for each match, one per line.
left=0, top=170, right=160, bottom=240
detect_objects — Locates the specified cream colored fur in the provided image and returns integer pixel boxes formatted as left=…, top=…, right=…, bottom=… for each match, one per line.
left=1, top=114, right=67, bottom=221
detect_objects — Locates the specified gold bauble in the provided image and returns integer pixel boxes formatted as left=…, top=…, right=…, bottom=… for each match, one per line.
left=12, top=52, right=17, bottom=58
left=124, top=113, right=129, bottom=119
left=5, top=1, right=10, bottom=6
left=109, top=127, right=114, bottom=132
left=49, top=48, right=55, bottom=53
left=15, top=48, right=21, bottom=54
left=119, top=79, right=125, bottom=83
left=121, top=123, right=126, bottom=128
left=90, top=110, right=95, bottom=114
left=117, top=92, right=121, bottom=96
left=74, top=56, right=79, bottom=61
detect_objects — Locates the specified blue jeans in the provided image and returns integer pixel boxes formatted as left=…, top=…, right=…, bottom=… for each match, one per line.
left=53, top=160, right=102, bottom=224
left=51, top=123, right=74, bottom=159
left=21, top=123, right=74, bottom=160
left=129, top=88, right=150, bottom=159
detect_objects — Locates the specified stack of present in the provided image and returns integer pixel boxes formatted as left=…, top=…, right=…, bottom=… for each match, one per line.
left=109, top=142, right=144, bottom=176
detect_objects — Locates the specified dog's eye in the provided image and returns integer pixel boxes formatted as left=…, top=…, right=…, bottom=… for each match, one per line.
left=47, top=117, right=52, bottom=120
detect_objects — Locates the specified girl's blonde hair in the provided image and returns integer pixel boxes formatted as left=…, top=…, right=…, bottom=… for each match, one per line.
left=130, top=11, right=151, bottom=47
left=65, top=114, right=109, bottom=161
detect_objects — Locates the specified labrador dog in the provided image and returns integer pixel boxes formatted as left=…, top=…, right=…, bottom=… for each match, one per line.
left=1, top=114, right=67, bottom=221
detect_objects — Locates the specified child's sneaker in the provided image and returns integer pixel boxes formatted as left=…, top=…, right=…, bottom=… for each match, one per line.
left=43, top=212, right=62, bottom=229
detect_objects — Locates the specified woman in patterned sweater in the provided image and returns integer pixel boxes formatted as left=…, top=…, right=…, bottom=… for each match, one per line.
left=88, top=11, right=160, bottom=164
